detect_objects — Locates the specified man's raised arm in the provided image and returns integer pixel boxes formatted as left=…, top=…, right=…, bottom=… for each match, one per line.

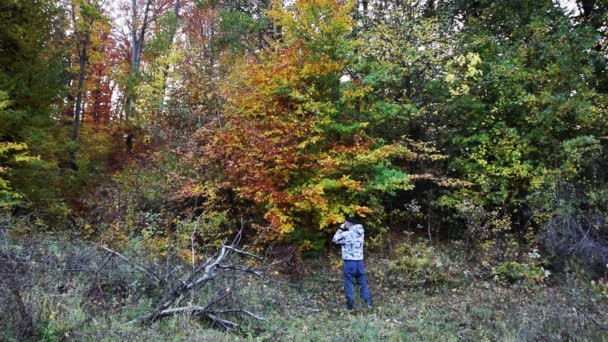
left=332, top=223, right=349, bottom=245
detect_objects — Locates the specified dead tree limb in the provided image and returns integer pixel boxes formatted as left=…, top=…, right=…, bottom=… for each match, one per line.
left=217, top=264, right=264, bottom=277
left=124, top=226, right=266, bottom=327
left=152, top=306, right=266, bottom=327
left=224, top=245, right=263, bottom=260
left=146, top=244, right=229, bottom=321
left=100, top=246, right=164, bottom=285
left=210, top=308, right=267, bottom=321
left=207, top=313, right=238, bottom=329
left=191, top=214, right=202, bottom=271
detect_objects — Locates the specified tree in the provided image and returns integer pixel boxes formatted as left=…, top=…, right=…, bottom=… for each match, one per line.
left=439, top=0, right=608, bottom=229
left=122, top=0, right=174, bottom=123
left=86, top=22, right=119, bottom=124
left=349, top=0, right=463, bottom=240
left=0, top=94, right=37, bottom=208
left=0, top=0, right=71, bottom=217
left=69, top=0, right=106, bottom=141
left=199, top=0, right=415, bottom=243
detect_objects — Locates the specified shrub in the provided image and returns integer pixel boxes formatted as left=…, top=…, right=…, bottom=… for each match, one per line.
left=0, top=251, right=33, bottom=341
left=590, top=278, right=608, bottom=304
left=387, top=239, right=449, bottom=288
left=453, top=199, right=513, bottom=259
left=542, top=213, right=608, bottom=279
left=493, top=261, right=546, bottom=285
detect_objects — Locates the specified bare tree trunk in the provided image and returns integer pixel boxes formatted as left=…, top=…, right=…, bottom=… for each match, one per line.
left=207, top=19, right=222, bottom=129
left=426, top=191, right=433, bottom=243
left=92, top=84, right=101, bottom=123
left=124, top=0, right=153, bottom=153
left=126, top=0, right=152, bottom=122
left=126, top=0, right=138, bottom=122
left=160, top=0, right=181, bottom=114
left=72, top=32, right=90, bottom=141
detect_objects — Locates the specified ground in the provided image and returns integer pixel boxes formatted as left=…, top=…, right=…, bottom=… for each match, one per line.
left=245, top=255, right=608, bottom=341
left=1, top=235, right=607, bottom=341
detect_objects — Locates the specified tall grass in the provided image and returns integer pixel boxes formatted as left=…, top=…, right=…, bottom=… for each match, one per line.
left=1, top=231, right=607, bottom=341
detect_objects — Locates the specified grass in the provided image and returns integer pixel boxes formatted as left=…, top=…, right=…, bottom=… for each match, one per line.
left=248, top=256, right=608, bottom=341
left=1, top=233, right=607, bottom=341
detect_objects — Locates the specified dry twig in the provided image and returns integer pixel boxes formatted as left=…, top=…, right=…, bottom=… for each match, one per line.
left=122, top=225, right=267, bottom=328
left=100, top=246, right=165, bottom=285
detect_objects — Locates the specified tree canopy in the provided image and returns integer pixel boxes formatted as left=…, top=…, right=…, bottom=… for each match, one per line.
left=0, top=0, right=606, bottom=247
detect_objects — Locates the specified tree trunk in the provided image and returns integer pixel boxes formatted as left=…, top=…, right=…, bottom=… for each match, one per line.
left=160, top=0, right=181, bottom=114
left=126, top=0, right=138, bottom=122
left=72, top=42, right=88, bottom=141
left=125, top=0, right=153, bottom=122
left=580, top=0, right=595, bottom=17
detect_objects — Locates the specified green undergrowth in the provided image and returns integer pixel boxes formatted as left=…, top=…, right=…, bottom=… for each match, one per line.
left=1, top=232, right=607, bottom=341
left=248, top=256, right=608, bottom=341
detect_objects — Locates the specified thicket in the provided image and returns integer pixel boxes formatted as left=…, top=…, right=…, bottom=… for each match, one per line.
left=1, top=0, right=608, bottom=315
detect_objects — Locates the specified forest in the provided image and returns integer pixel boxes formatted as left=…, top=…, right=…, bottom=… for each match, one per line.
left=1, top=0, right=608, bottom=340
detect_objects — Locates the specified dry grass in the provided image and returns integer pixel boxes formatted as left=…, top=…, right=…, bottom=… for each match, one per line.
left=1, top=232, right=607, bottom=341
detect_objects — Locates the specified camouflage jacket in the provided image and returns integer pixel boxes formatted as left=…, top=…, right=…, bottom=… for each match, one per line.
left=332, top=224, right=365, bottom=260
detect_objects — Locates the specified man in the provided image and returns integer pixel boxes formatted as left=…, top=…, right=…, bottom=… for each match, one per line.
left=332, top=217, right=373, bottom=311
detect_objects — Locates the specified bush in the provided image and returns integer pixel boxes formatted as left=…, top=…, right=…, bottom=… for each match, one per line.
left=387, top=239, right=450, bottom=288
left=493, top=261, right=546, bottom=285
left=591, top=278, right=608, bottom=304
left=0, top=251, right=33, bottom=341
left=542, top=213, right=608, bottom=279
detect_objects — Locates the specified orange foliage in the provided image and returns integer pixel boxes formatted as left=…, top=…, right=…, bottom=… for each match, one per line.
left=196, top=0, right=412, bottom=239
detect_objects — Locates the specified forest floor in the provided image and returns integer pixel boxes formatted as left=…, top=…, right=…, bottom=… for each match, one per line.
left=1, top=233, right=607, bottom=341
left=238, top=254, right=608, bottom=341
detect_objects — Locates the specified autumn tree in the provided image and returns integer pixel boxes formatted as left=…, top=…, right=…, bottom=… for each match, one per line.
left=198, top=0, right=415, bottom=245
left=347, top=0, right=467, bottom=239
left=120, top=0, right=174, bottom=123
left=144, top=0, right=272, bottom=137
left=68, top=0, right=106, bottom=141
left=86, top=25, right=119, bottom=124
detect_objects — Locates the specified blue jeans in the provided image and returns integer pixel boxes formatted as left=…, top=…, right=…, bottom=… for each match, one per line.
left=343, top=260, right=372, bottom=309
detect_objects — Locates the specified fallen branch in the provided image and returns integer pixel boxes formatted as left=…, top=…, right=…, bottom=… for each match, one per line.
left=112, top=222, right=270, bottom=330
left=217, top=264, right=264, bottom=277
left=145, top=244, right=231, bottom=321
left=149, top=305, right=266, bottom=322
left=100, top=246, right=164, bottom=285
left=125, top=225, right=266, bottom=327
left=207, top=313, right=238, bottom=329
left=224, top=245, right=263, bottom=260
left=211, top=308, right=267, bottom=321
